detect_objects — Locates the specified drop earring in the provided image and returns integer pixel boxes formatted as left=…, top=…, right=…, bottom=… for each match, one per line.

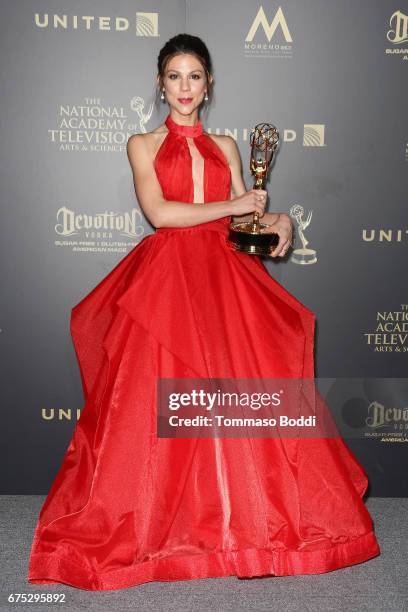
left=204, top=91, right=208, bottom=101
left=160, top=89, right=165, bottom=101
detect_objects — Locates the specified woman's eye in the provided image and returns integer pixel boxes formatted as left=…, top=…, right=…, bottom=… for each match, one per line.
left=168, top=74, right=201, bottom=80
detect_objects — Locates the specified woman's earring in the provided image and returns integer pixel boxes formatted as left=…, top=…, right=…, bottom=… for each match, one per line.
left=160, top=89, right=165, bottom=101
left=204, top=91, right=208, bottom=101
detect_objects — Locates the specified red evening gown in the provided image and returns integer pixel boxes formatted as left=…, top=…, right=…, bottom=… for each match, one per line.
left=27, top=113, right=380, bottom=590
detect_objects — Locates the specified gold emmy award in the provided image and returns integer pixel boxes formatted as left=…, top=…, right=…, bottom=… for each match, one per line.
left=228, top=122, right=280, bottom=255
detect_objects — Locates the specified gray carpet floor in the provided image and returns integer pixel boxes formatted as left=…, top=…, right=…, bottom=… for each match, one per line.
left=0, top=496, right=406, bottom=612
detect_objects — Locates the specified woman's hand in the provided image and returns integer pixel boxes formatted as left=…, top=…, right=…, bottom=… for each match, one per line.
left=231, top=189, right=268, bottom=217
left=260, top=212, right=294, bottom=258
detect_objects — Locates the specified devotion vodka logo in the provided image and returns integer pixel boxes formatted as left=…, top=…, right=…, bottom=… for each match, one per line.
left=386, top=10, right=408, bottom=61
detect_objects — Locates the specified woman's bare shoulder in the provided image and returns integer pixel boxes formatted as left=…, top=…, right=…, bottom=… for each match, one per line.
left=127, top=123, right=169, bottom=160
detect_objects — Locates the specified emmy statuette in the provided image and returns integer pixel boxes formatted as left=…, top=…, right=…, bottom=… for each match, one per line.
left=228, top=122, right=280, bottom=255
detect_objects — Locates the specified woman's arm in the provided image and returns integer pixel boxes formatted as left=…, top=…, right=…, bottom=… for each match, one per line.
left=127, top=134, right=234, bottom=228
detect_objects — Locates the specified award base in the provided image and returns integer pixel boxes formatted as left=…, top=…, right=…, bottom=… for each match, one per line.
left=228, top=221, right=279, bottom=256
left=291, top=248, right=317, bottom=265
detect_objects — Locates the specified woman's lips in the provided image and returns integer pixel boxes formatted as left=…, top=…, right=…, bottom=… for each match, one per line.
left=178, top=98, right=193, bottom=104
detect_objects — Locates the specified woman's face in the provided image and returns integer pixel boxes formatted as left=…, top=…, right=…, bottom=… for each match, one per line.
left=160, top=53, right=211, bottom=115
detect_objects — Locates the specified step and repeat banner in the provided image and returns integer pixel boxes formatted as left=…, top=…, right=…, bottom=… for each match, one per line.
left=1, top=1, right=407, bottom=495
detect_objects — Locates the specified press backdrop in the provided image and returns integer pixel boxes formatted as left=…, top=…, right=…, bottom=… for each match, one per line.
left=1, top=0, right=407, bottom=495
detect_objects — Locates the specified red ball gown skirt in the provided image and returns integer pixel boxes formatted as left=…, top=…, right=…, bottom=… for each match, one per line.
left=27, top=217, right=380, bottom=590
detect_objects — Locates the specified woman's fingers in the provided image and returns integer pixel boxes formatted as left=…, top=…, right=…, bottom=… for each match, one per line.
left=254, top=191, right=267, bottom=215
left=254, top=211, right=293, bottom=257
left=270, top=238, right=291, bottom=257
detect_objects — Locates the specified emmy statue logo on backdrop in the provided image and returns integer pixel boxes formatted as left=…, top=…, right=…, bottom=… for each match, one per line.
left=228, top=122, right=280, bottom=255
left=130, top=96, right=154, bottom=133
left=289, top=204, right=317, bottom=265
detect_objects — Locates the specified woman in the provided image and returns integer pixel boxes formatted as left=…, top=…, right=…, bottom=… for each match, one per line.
left=27, top=33, right=380, bottom=591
